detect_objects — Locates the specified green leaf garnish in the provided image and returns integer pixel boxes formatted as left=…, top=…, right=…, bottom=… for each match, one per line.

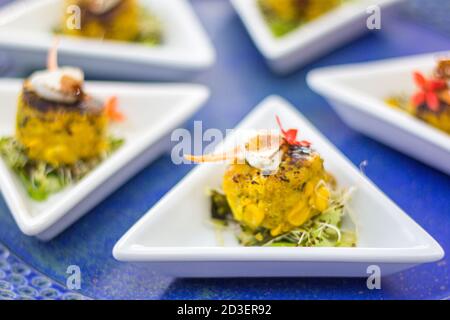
left=136, top=6, right=163, bottom=46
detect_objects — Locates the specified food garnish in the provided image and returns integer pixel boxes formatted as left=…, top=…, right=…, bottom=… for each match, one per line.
left=276, top=115, right=311, bottom=147
left=411, top=71, right=447, bottom=112
left=104, top=96, right=125, bottom=122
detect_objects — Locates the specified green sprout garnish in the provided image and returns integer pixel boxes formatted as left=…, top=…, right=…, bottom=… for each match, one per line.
left=0, top=136, right=124, bottom=201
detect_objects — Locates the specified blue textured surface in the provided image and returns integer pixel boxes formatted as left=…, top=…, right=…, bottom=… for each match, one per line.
left=0, top=243, right=87, bottom=300
left=0, top=0, right=449, bottom=300
left=407, top=0, right=450, bottom=35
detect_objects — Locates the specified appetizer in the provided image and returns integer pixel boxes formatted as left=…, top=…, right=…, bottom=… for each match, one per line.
left=258, top=0, right=348, bottom=37
left=386, top=59, right=450, bottom=134
left=186, top=117, right=356, bottom=247
left=0, top=41, right=125, bottom=201
left=60, top=0, right=163, bottom=45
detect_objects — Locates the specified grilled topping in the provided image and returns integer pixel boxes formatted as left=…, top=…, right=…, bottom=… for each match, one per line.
left=28, top=67, right=84, bottom=104
left=245, top=135, right=283, bottom=174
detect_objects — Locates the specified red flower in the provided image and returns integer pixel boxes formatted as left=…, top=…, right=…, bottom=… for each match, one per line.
left=276, top=115, right=311, bottom=147
left=104, top=96, right=125, bottom=122
left=411, top=71, right=447, bottom=112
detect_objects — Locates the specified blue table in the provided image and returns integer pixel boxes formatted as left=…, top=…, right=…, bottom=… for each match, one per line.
left=0, top=0, right=449, bottom=300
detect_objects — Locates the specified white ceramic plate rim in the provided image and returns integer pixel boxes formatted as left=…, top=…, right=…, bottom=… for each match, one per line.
left=306, top=51, right=450, bottom=153
left=113, top=95, right=444, bottom=263
left=0, top=79, right=209, bottom=236
left=230, top=0, right=403, bottom=60
left=0, top=0, right=216, bottom=68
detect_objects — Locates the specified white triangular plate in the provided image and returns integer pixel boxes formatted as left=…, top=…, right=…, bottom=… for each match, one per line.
left=0, top=79, right=209, bottom=240
left=113, top=96, right=444, bottom=278
left=307, top=51, right=450, bottom=175
left=0, top=0, right=215, bottom=80
left=230, top=0, right=402, bottom=74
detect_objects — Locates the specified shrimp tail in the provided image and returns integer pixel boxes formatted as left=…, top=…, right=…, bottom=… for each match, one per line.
left=47, top=37, right=60, bottom=71
left=185, top=146, right=242, bottom=163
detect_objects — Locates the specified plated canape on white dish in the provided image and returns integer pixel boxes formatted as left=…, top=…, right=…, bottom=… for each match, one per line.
left=231, top=0, right=403, bottom=74
left=0, top=44, right=210, bottom=240
left=113, top=96, right=443, bottom=278
left=0, top=0, right=215, bottom=80
left=307, top=51, right=450, bottom=175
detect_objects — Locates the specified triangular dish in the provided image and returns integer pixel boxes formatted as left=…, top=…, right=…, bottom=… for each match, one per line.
left=230, top=0, right=403, bottom=74
left=0, top=79, right=209, bottom=240
left=113, top=96, right=444, bottom=278
left=307, top=51, right=450, bottom=175
left=0, top=0, right=215, bottom=80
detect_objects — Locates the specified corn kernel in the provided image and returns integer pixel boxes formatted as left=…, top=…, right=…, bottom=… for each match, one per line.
left=314, top=186, right=330, bottom=212
left=270, top=224, right=283, bottom=237
left=243, top=204, right=265, bottom=228
left=288, top=205, right=311, bottom=227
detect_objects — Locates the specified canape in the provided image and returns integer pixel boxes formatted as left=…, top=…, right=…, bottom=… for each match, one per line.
left=0, top=41, right=125, bottom=201
left=185, top=116, right=356, bottom=247
left=386, top=58, right=450, bottom=134
left=60, top=0, right=163, bottom=45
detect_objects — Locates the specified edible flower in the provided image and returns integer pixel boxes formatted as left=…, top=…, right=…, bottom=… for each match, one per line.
left=104, top=96, right=125, bottom=122
left=411, top=71, right=447, bottom=112
left=276, top=115, right=311, bottom=147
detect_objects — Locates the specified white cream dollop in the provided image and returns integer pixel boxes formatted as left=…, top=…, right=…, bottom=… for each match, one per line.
left=86, top=0, right=122, bottom=14
left=241, top=133, right=283, bottom=174
left=29, top=67, right=84, bottom=104
left=245, top=147, right=283, bottom=174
